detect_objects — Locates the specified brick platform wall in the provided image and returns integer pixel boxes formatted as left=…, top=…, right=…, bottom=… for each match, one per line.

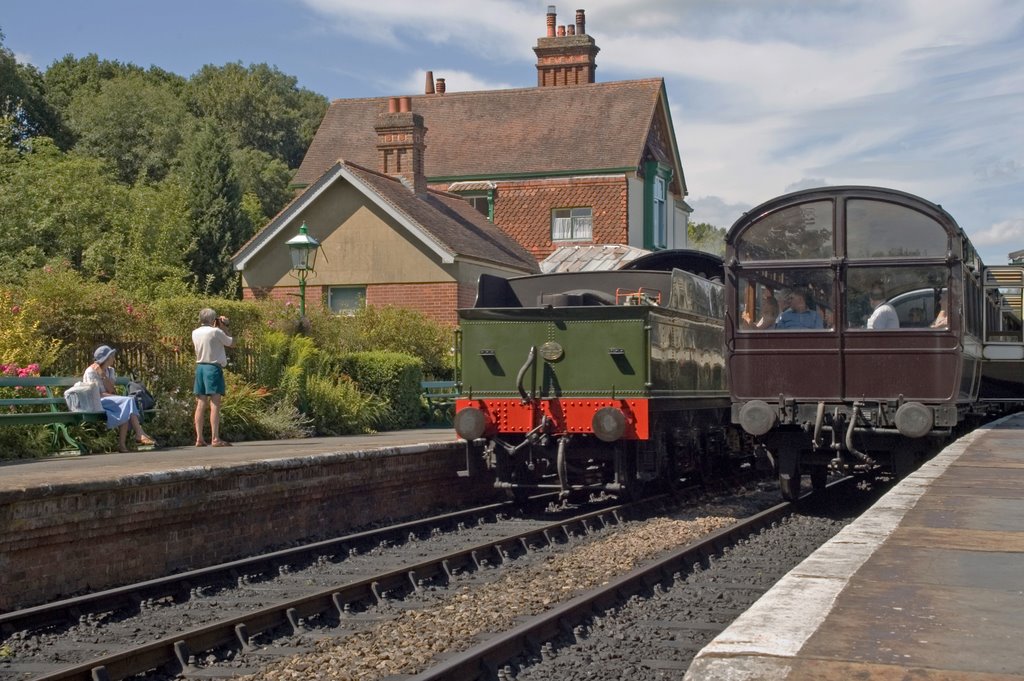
left=492, top=176, right=629, bottom=259
left=0, top=444, right=497, bottom=611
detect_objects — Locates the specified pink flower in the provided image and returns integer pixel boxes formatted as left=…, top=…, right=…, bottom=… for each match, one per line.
left=10, top=305, right=20, bottom=314
left=26, top=363, right=38, bottom=372
left=36, top=386, right=46, bottom=394
left=126, top=305, right=134, bottom=316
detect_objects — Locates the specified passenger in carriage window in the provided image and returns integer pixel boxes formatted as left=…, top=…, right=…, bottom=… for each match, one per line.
left=931, top=292, right=949, bottom=328
left=866, top=285, right=900, bottom=329
left=908, top=307, right=925, bottom=325
left=775, top=289, right=824, bottom=329
left=817, top=303, right=834, bottom=329
left=755, top=296, right=780, bottom=329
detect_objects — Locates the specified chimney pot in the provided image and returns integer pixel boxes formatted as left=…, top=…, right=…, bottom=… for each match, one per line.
left=557, top=25, right=566, bottom=36
left=388, top=97, right=398, bottom=113
left=576, top=8, right=586, bottom=35
left=425, top=70, right=435, bottom=95
left=399, top=96, right=411, bottom=112
left=567, top=24, right=575, bottom=35
left=546, top=5, right=556, bottom=37
left=435, top=78, right=446, bottom=95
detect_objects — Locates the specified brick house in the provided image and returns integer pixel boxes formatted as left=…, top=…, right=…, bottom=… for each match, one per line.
left=235, top=6, right=689, bottom=322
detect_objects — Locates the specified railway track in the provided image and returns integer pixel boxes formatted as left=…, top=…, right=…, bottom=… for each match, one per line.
left=0, top=477, right=796, bottom=681
left=0, top=494, right=653, bottom=681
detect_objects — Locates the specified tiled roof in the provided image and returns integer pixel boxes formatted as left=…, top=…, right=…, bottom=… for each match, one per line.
left=233, top=161, right=538, bottom=274
left=344, top=163, right=538, bottom=272
left=540, top=244, right=650, bottom=273
left=294, top=79, right=666, bottom=187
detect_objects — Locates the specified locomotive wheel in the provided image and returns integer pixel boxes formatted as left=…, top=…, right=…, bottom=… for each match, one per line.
left=779, top=472, right=801, bottom=501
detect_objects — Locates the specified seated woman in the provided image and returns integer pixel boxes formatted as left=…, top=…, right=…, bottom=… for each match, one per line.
left=83, top=345, right=157, bottom=453
left=755, top=296, right=780, bottom=329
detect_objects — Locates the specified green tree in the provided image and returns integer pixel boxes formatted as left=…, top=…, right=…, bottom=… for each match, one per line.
left=66, top=72, right=191, bottom=183
left=231, top=146, right=293, bottom=219
left=688, top=221, right=727, bottom=256
left=187, top=62, right=327, bottom=167
left=0, top=137, right=128, bottom=280
left=0, top=31, right=62, bottom=147
left=180, top=121, right=251, bottom=296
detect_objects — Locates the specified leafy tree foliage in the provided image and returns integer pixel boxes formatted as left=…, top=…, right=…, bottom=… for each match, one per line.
left=66, top=73, right=192, bottom=183
left=187, top=62, right=327, bottom=167
left=0, top=31, right=61, bottom=147
left=231, top=146, right=293, bottom=218
left=688, top=221, right=727, bottom=256
left=181, top=121, right=252, bottom=296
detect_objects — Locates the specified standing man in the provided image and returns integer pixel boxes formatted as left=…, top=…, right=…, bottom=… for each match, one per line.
left=192, top=307, right=234, bottom=447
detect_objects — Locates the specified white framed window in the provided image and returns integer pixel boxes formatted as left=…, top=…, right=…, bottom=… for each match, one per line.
left=551, top=207, right=593, bottom=241
left=652, top=176, right=667, bottom=249
left=328, top=286, right=366, bottom=314
left=467, top=196, right=489, bottom=217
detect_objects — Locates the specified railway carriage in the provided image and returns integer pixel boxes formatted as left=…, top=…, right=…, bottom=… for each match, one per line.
left=453, top=252, right=741, bottom=501
left=725, top=186, right=1024, bottom=499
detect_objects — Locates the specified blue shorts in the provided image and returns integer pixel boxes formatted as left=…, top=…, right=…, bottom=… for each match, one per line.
left=194, top=363, right=226, bottom=396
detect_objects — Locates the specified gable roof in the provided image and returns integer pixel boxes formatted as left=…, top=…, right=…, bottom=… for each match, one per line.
left=233, top=161, right=539, bottom=274
left=295, top=79, right=676, bottom=188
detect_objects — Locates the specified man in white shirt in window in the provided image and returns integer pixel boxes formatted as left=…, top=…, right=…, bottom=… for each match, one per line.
left=866, top=286, right=900, bottom=329
left=192, top=307, right=234, bottom=447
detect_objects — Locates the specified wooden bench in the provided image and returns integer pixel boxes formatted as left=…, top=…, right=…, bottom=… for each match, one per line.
left=421, top=380, right=459, bottom=425
left=0, top=376, right=153, bottom=454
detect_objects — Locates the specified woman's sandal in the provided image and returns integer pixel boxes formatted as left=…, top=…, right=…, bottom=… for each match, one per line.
left=211, top=439, right=232, bottom=447
left=195, top=440, right=208, bottom=447
left=118, top=446, right=129, bottom=453
left=136, top=434, right=158, bottom=447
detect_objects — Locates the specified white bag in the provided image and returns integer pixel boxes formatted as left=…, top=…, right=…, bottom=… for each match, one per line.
left=64, top=381, right=103, bottom=412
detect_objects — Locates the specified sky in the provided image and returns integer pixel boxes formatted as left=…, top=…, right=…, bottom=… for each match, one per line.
left=3, top=0, right=1023, bottom=264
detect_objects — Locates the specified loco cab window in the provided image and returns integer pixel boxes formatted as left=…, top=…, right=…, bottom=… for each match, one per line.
left=738, top=269, right=834, bottom=331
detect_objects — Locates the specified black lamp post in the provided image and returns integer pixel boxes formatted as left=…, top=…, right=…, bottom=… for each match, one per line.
left=286, top=222, right=320, bottom=317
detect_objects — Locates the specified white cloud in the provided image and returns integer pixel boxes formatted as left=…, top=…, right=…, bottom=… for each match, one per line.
left=13, top=51, right=34, bottom=66
left=971, top=218, right=1024, bottom=247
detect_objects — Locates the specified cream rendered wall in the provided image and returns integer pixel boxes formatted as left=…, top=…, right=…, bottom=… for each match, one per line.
left=241, top=181, right=454, bottom=289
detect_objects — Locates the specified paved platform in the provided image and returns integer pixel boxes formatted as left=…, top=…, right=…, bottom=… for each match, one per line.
left=0, top=428, right=460, bottom=495
left=685, top=412, right=1024, bottom=680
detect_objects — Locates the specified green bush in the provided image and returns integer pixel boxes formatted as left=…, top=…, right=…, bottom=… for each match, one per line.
left=307, top=304, right=453, bottom=377
left=305, top=374, right=384, bottom=435
left=218, top=372, right=313, bottom=442
left=336, top=351, right=423, bottom=429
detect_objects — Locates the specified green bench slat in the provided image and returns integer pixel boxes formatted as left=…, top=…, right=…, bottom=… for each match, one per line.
left=0, top=412, right=104, bottom=425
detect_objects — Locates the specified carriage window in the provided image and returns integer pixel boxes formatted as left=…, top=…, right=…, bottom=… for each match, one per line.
left=846, top=200, right=948, bottom=259
left=737, top=201, right=833, bottom=261
left=845, top=266, right=948, bottom=329
left=737, top=268, right=834, bottom=331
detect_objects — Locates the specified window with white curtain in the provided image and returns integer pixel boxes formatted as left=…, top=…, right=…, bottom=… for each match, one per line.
left=551, top=207, right=593, bottom=241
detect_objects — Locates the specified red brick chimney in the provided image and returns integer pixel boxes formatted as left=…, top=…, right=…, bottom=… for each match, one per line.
left=425, top=71, right=435, bottom=95
left=435, top=78, right=446, bottom=95
left=375, top=97, right=428, bottom=195
left=534, top=6, right=599, bottom=87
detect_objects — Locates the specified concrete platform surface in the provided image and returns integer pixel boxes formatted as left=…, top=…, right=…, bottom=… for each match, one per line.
left=0, top=428, right=460, bottom=494
left=685, top=412, right=1024, bottom=680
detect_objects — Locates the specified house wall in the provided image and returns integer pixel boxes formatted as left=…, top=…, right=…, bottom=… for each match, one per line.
left=240, top=183, right=529, bottom=325
left=241, top=182, right=453, bottom=290
left=490, top=175, right=628, bottom=259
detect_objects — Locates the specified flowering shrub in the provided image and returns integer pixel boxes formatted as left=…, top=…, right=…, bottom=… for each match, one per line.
left=0, top=289, right=63, bottom=370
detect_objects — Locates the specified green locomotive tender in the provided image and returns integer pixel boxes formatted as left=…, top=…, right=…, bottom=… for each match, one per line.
left=454, top=264, right=745, bottom=501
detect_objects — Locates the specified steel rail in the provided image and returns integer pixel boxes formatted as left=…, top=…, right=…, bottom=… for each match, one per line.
left=25, top=498, right=644, bottom=681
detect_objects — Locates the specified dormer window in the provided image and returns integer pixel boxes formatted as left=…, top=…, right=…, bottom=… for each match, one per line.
left=552, top=207, right=593, bottom=241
